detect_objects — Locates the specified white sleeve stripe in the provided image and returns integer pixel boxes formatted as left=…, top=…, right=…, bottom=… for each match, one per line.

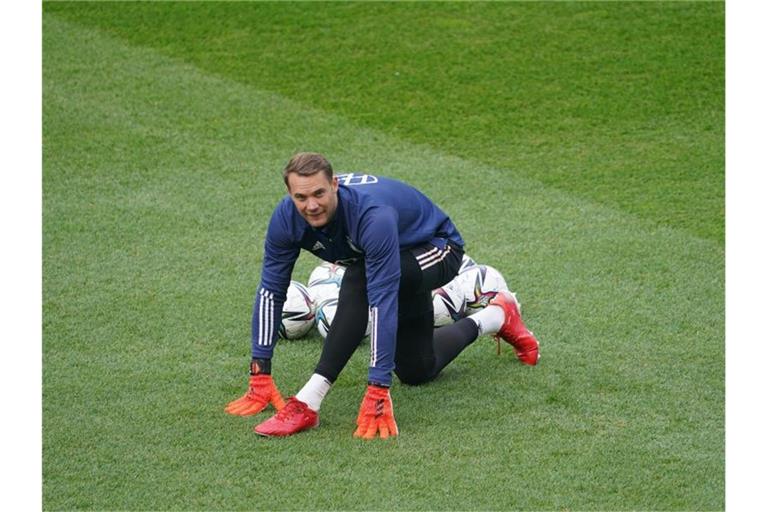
left=267, top=293, right=275, bottom=345
left=263, top=291, right=268, bottom=346
left=267, top=292, right=274, bottom=345
left=269, top=290, right=275, bottom=346
left=369, top=306, right=378, bottom=367
left=258, top=288, right=275, bottom=346
left=259, top=290, right=267, bottom=346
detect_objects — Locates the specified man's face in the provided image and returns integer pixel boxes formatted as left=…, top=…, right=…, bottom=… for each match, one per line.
left=286, top=172, right=339, bottom=228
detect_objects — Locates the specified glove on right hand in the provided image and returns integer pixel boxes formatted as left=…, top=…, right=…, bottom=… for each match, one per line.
left=225, top=374, right=286, bottom=416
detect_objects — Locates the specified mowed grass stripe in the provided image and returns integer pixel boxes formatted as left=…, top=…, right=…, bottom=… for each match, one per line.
left=45, top=1, right=725, bottom=245
left=43, top=14, right=723, bottom=511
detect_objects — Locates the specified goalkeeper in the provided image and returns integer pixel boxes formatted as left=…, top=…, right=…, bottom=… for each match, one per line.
left=225, top=152, right=540, bottom=439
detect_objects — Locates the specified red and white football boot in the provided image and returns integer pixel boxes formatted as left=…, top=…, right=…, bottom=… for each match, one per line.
left=489, top=290, right=540, bottom=365
left=253, top=397, right=319, bottom=437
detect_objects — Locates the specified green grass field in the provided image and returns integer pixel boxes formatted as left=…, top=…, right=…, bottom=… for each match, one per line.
left=43, top=2, right=724, bottom=510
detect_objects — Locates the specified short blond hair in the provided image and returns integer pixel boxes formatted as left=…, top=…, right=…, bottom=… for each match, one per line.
left=283, top=152, right=333, bottom=186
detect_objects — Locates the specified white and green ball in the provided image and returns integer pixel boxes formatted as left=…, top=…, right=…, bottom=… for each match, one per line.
left=315, top=297, right=372, bottom=339
left=308, top=261, right=346, bottom=305
left=278, top=281, right=316, bottom=339
left=432, top=281, right=467, bottom=327
left=453, top=264, right=509, bottom=313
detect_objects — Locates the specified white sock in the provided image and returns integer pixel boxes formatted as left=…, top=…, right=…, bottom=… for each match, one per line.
left=469, top=304, right=506, bottom=336
left=295, top=373, right=332, bottom=412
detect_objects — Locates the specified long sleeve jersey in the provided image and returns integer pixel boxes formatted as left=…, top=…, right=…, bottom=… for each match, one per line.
left=251, top=173, right=464, bottom=386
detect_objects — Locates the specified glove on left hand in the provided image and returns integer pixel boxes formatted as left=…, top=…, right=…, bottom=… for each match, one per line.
left=354, top=385, right=398, bottom=440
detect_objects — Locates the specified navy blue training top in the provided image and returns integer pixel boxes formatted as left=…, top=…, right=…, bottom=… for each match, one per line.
left=251, top=173, right=464, bottom=386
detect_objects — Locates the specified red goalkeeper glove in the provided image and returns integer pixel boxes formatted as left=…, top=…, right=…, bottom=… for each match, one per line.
left=225, top=374, right=285, bottom=416
left=354, top=384, right=399, bottom=439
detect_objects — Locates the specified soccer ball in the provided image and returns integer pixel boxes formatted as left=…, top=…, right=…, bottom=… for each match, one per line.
left=308, top=262, right=346, bottom=305
left=432, top=281, right=467, bottom=327
left=459, top=253, right=477, bottom=273
left=278, top=281, right=316, bottom=339
left=315, top=297, right=372, bottom=339
left=315, top=297, right=339, bottom=339
left=453, top=264, right=509, bottom=313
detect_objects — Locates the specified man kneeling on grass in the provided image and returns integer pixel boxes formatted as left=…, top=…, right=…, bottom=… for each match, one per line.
left=225, top=152, right=540, bottom=439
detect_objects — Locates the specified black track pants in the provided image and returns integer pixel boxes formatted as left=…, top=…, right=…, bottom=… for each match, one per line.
left=314, top=241, right=480, bottom=385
